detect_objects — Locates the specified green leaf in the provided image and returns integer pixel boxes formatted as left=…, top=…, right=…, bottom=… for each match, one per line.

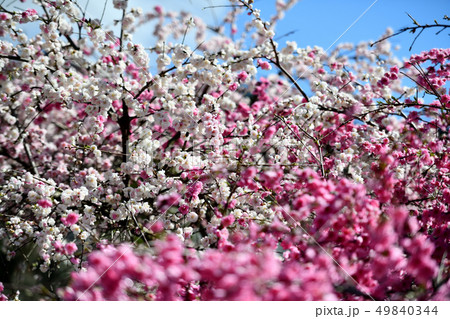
left=130, top=180, right=139, bottom=188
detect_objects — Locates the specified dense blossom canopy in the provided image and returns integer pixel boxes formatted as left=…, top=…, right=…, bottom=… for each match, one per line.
left=0, top=0, right=449, bottom=301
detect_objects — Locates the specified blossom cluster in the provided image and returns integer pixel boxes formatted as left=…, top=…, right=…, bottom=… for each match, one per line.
left=64, top=233, right=338, bottom=301
left=0, top=0, right=448, bottom=301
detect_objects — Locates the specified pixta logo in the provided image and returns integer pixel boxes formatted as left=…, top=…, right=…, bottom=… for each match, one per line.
left=315, top=306, right=360, bottom=318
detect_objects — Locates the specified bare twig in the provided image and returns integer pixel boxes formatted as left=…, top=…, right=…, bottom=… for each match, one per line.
left=371, top=14, right=450, bottom=51
left=23, top=141, right=39, bottom=177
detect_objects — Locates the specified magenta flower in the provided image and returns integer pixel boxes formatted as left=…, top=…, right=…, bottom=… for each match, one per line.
left=65, top=243, right=78, bottom=256
left=37, top=199, right=52, bottom=208
left=62, top=212, right=79, bottom=226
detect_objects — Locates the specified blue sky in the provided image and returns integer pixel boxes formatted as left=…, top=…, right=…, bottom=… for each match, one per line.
left=252, top=0, right=449, bottom=60
left=7, top=0, right=448, bottom=59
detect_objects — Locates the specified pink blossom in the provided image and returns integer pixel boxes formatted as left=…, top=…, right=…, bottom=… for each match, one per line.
left=53, top=240, right=64, bottom=253
left=37, top=199, right=52, bottom=208
left=178, top=204, right=189, bottom=215
left=65, top=243, right=78, bottom=255
left=156, top=193, right=180, bottom=212
left=150, top=221, right=164, bottom=233
left=237, top=71, right=248, bottom=82
left=0, top=281, right=6, bottom=301
left=21, top=8, right=37, bottom=18
left=154, top=5, right=163, bottom=15
left=257, top=59, right=271, bottom=70
left=62, top=212, right=79, bottom=226
left=228, top=83, right=238, bottom=91
left=221, top=215, right=235, bottom=228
